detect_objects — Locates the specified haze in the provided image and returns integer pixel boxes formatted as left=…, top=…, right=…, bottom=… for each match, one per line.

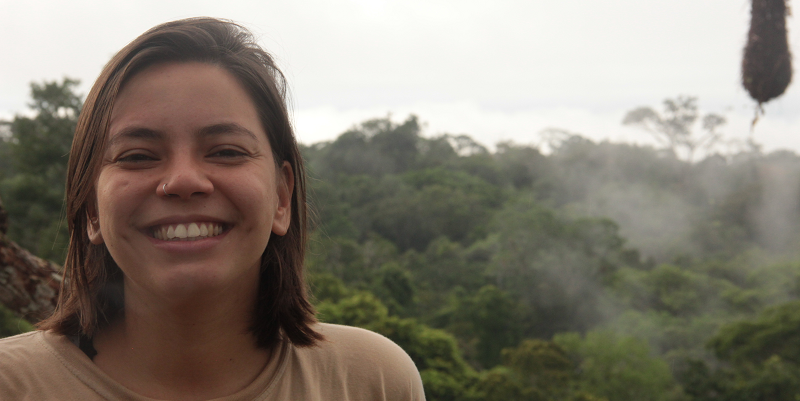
left=2, top=0, right=799, bottom=152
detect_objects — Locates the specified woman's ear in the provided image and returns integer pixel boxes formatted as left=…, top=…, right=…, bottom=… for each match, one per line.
left=271, top=161, right=294, bottom=236
left=86, top=205, right=104, bottom=245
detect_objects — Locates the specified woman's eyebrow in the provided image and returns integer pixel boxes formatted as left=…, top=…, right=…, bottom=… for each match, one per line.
left=108, top=127, right=163, bottom=146
left=107, top=123, right=258, bottom=146
left=198, top=123, right=258, bottom=142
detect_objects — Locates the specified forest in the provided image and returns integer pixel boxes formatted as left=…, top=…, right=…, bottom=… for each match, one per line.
left=4, top=79, right=800, bottom=401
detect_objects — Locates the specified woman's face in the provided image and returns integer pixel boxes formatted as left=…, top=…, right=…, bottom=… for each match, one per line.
left=88, top=62, right=293, bottom=302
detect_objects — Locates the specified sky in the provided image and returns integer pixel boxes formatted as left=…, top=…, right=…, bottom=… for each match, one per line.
left=2, top=0, right=799, bottom=154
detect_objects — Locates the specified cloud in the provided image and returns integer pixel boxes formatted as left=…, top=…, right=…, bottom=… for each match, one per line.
left=294, top=100, right=800, bottom=155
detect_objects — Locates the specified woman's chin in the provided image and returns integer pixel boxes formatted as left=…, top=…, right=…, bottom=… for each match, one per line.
left=125, top=262, right=260, bottom=307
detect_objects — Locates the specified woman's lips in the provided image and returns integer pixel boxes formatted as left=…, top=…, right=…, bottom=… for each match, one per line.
left=151, top=222, right=225, bottom=241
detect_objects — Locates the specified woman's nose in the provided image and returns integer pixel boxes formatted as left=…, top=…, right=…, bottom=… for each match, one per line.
left=159, top=155, right=214, bottom=199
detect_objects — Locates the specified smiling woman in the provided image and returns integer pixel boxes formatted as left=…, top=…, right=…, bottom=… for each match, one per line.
left=90, top=62, right=289, bottom=307
left=0, top=18, right=424, bottom=400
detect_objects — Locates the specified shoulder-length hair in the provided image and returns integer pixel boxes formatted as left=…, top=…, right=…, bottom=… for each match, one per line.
left=38, top=17, right=322, bottom=348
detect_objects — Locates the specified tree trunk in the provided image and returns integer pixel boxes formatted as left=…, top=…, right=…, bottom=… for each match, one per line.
left=0, top=196, right=61, bottom=322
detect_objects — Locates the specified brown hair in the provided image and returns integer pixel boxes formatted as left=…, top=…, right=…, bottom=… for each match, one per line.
left=38, top=17, right=323, bottom=348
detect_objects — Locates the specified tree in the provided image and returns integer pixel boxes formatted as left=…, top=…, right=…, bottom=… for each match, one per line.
left=0, top=121, right=13, bottom=181
left=709, top=300, right=800, bottom=366
left=501, top=339, right=573, bottom=398
left=8, top=78, right=81, bottom=178
left=475, top=339, right=612, bottom=401
left=313, top=115, right=423, bottom=178
left=488, top=196, right=632, bottom=338
left=0, top=79, right=80, bottom=331
left=678, top=300, right=800, bottom=401
left=315, top=288, right=480, bottom=401
left=1, top=78, right=82, bottom=261
left=554, top=330, right=679, bottom=401
left=439, top=284, right=523, bottom=369
left=623, top=96, right=726, bottom=162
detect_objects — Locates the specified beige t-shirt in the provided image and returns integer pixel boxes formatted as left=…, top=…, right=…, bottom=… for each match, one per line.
left=0, top=323, right=425, bottom=400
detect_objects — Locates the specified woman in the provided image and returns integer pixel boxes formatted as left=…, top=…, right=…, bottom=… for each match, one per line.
left=0, top=18, right=424, bottom=400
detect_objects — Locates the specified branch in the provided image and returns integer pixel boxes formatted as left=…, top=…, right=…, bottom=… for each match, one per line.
left=622, top=107, right=674, bottom=148
left=0, top=198, right=61, bottom=323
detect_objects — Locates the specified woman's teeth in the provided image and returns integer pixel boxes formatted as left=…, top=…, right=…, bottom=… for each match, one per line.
left=153, top=222, right=224, bottom=241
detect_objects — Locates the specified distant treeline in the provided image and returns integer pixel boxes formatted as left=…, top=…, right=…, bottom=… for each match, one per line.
left=4, top=80, right=800, bottom=400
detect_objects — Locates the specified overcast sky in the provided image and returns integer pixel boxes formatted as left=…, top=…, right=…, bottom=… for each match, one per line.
left=2, top=0, right=799, bottom=153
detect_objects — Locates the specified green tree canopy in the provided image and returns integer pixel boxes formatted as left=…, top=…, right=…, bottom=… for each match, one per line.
left=1, top=78, right=81, bottom=261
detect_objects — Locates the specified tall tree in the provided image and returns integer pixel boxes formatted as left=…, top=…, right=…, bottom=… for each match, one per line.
left=622, top=96, right=725, bottom=162
left=0, top=78, right=81, bottom=261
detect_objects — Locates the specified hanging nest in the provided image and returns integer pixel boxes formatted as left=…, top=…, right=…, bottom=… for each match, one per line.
left=742, top=0, right=792, bottom=106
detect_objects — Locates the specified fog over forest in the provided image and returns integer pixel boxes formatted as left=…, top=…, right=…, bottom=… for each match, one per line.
left=4, top=79, right=800, bottom=400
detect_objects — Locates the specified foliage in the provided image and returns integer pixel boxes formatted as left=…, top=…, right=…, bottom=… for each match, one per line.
left=709, top=300, right=800, bottom=366
left=313, top=275, right=479, bottom=401
left=0, top=304, right=35, bottom=338
left=474, top=341, right=585, bottom=401
left=499, top=339, right=574, bottom=399
left=436, top=284, right=522, bottom=369
left=489, top=196, right=637, bottom=338
left=554, top=330, right=679, bottom=401
left=678, top=300, right=800, bottom=401
left=0, top=78, right=81, bottom=261
left=6, top=82, right=800, bottom=400
left=295, top=114, right=800, bottom=399
left=623, top=96, right=726, bottom=162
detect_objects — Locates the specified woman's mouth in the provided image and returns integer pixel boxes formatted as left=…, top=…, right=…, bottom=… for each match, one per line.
left=151, top=222, right=226, bottom=241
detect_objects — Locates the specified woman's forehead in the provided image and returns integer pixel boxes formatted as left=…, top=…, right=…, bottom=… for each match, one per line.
left=108, top=62, right=266, bottom=143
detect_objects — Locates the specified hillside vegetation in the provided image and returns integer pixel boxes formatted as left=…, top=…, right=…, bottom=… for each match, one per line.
left=4, top=80, right=800, bottom=400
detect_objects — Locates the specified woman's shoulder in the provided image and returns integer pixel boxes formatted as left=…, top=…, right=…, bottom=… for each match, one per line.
left=0, top=330, right=46, bottom=361
left=0, top=330, right=139, bottom=400
left=0, top=331, right=73, bottom=396
left=0, top=330, right=80, bottom=375
left=285, top=323, right=425, bottom=400
left=304, top=323, right=418, bottom=369
left=314, top=323, right=409, bottom=353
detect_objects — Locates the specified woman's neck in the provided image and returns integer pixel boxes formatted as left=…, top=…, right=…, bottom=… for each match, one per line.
left=92, top=279, right=270, bottom=400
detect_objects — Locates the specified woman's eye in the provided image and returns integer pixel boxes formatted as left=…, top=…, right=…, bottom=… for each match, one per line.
left=210, top=149, right=247, bottom=158
left=117, top=153, right=157, bottom=163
